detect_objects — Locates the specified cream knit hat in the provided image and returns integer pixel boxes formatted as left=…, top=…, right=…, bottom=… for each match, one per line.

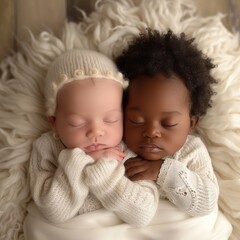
left=45, top=49, right=127, bottom=116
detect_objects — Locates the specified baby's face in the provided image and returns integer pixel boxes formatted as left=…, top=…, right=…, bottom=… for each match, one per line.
left=124, top=74, right=198, bottom=160
left=51, top=79, right=123, bottom=152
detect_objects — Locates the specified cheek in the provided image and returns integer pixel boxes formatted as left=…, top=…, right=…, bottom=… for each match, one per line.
left=59, top=131, right=79, bottom=148
left=105, top=122, right=123, bottom=146
left=57, top=125, right=85, bottom=148
left=114, top=123, right=124, bottom=143
left=165, top=128, right=189, bottom=153
left=123, top=125, right=140, bottom=150
left=112, top=129, right=122, bottom=142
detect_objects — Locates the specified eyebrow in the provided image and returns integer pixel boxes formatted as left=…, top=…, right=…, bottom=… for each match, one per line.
left=106, top=109, right=122, bottom=112
left=67, top=109, right=122, bottom=116
left=127, top=107, right=182, bottom=115
left=104, top=109, right=122, bottom=114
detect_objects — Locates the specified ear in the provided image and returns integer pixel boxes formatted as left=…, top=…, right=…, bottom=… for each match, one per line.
left=189, top=116, right=199, bottom=133
left=48, top=116, right=56, bottom=131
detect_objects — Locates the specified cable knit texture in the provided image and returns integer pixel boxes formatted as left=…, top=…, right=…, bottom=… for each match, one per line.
left=156, top=134, right=219, bottom=216
left=29, top=132, right=159, bottom=226
left=85, top=159, right=159, bottom=226
left=29, top=132, right=94, bottom=223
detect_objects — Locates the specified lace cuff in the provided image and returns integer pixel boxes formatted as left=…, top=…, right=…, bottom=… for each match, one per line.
left=156, top=158, right=173, bottom=187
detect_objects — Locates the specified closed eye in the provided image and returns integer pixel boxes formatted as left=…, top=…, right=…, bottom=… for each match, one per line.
left=104, top=119, right=120, bottom=124
left=68, top=122, right=86, bottom=127
left=163, top=123, right=178, bottom=128
left=128, top=119, right=144, bottom=125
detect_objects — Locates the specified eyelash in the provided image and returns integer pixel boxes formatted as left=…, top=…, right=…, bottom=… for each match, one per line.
left=129, top=119, right=144, bottom=125
left=104, top=119, right=120, bottom=124
left=163, top=123, right=178, bottom=128
left=69, top=123, right=86, bottom=127
left=129, top=119, right=178, bottom=128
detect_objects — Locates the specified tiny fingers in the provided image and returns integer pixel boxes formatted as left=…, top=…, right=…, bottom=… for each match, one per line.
left=129, top=173, right=147, bottom=181
left=102, top=149, right=126, bottom=162
left=124, top=159, right=146, bottom=171
left=125, top=165, right=148, bottom=178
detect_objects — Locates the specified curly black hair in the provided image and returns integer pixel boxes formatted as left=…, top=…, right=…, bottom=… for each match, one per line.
left=115, top=28, right=217, bottom=117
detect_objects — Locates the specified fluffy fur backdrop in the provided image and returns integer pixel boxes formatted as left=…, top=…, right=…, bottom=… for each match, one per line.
left=0, top=0, right=239, bottom=239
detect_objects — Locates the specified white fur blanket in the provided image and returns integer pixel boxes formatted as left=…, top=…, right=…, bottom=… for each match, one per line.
left=0, top=0, right=240, bottom=239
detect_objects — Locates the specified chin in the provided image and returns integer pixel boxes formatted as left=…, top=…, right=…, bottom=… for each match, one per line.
left=139, top=153, right=164, bottom=161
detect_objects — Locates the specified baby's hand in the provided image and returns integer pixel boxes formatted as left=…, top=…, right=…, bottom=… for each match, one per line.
left=88, top=146, right=126, bottom=162
left=124, top=157, right=164, bottom=181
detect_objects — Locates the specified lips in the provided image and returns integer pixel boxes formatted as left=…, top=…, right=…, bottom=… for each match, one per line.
left=85, top=144, right=107, bottom=153
left=139, top=144, right=163, bottom=153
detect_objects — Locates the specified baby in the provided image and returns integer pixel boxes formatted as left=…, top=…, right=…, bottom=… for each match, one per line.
left=116, top=29, right=219, bottom=216
left=28, top=49, right=158, bottom=228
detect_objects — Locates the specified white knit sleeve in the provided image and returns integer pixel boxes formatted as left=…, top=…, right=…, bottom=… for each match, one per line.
left=29, top=134, right=94, bottom=223
left=156, top=135, right=219, bottom=216
left=84, top=158, right=159, bottom=227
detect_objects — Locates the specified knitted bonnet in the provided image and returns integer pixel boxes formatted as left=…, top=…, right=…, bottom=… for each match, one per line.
left=45, top=49, right=127, bottom=116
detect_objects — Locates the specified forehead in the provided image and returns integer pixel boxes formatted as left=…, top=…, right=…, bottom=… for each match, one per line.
left=57, top=78, right=123, bottom=111
left=127, top=74, right=190, bottom=110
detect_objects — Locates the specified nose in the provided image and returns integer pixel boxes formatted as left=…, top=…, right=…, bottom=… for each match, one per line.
left=142, top=122, right=161, bottom=138
left=86, top=123, right=104, bottom=141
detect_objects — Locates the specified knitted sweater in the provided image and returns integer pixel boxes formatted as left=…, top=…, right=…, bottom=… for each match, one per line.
left=156, top=134, right=219, bottom=216
left=29, top=132, right=159, bottom=227
left=29, top=132, right=218, bottom=227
